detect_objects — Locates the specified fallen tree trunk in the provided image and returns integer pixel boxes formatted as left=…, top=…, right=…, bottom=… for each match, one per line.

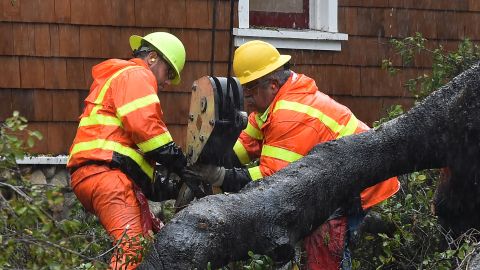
left=139, top=63, right=480, bottom=269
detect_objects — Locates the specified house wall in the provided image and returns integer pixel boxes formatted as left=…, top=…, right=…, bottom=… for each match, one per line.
left=286, top=0, right=480, bottom=128
left=0, top=0, right=479, bottom=154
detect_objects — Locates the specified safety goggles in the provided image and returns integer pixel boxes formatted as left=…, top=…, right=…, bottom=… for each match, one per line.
left=243, top=78, right=270, bottom=97
left=158, top=54, right=176, bottom=81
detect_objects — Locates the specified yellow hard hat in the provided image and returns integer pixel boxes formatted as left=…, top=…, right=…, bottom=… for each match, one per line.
left=129, top=32, right=186, bottom=85
left=233, top=40, right=291, bottom=85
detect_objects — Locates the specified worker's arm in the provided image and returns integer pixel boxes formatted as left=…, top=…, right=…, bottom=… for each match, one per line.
left=182, top=165, right=252, bottom=193
left=112, top=69, right=186, bottom=174
left=184, top=121, right=320, bottom=192
left=187, top=112, right=265, bottom=192
left=191, top=112, right=265, bottom=191
left=145, top=142, right=186, bottom=175
left=232, top=112, right=263, bottom=165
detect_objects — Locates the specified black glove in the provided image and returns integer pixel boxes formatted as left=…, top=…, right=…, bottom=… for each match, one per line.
left=222, top=167, right=252, bottom=192
left=142, top=170, right=180, bottom=202
left=144, top=142, right=187, bottom=176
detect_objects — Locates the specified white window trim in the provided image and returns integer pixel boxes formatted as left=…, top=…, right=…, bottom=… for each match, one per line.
left=235, top=0, right=348, bottom=51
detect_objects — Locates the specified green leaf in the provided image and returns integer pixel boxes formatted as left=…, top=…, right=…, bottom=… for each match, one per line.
left=458, top=249, right=466, bottom=260
left=445, top=249, right=455, bottom=258
left=15, top=206, right=28, bottom=215
left=27, top=137, right=34, bottom=148
left=30, top=130, right=43, bottom=140
left=379, top=255, right=386, bottom=263
left=61, top=219, right=82, bottom=234
left=31, top=205, right=49, bottom=224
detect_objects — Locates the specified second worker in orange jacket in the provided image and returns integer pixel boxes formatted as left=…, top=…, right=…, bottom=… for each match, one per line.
left=184, top=40, right=400, bottom=270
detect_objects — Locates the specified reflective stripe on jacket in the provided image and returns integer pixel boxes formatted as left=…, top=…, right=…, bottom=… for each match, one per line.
left=234, top=72, right=399, bottom=209
left=67, top=58, right=173, bottom=186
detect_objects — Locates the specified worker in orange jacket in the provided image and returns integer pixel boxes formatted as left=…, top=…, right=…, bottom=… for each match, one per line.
left=67, top=32, right=187, bottom=269
left=184, top=40, right=400, bottom=269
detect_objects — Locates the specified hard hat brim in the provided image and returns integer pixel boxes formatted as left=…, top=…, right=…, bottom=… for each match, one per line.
left=170, top=71, right=181, bottom=85
left=129, top=35, right=143, bottom=51
left=238, top=54, right=292, bottom=85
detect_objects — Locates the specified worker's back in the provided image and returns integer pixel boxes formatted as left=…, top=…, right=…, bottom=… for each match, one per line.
left=239, top=72, right=399, bottom=209
left=67, top=58, right=163, bottom=190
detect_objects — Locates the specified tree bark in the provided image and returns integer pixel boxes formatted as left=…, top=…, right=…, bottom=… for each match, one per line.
left=139, top=63, right=480, bottom=270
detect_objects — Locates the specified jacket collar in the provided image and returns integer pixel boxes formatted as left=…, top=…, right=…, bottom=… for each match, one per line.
left=130, top=58, right=149, bottom=69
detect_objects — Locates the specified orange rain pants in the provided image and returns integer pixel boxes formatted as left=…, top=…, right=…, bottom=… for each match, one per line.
left=304, top=217, right=348, bottom=270
left=71, top=165, right=157, bottom=269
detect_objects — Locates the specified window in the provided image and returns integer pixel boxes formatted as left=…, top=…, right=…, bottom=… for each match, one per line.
left=249, top=0, right=309, bottom=29
left=234, top=0, right=348, bottom=51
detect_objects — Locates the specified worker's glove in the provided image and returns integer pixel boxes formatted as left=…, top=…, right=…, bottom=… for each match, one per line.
left=145, top=142, right=187, bottom=176
left=139, top=169, right=180, bottom=202
left=153, top=170, right=181, bottom=201
left=221, top=167, right=252, bottom=192
left=183, top=164, right=226, bottom=187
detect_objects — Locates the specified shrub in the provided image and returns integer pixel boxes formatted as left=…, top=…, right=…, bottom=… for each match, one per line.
left=353, top=33, right=480, bottom=270
left=0, top=112, right=113, bottom=269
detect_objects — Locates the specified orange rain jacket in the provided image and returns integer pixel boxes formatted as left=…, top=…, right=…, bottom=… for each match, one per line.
left=233, top=72, right=399, bottom=209
left=67, top=58, right=177, bottom=191
left=67, top=58, right=185, bottom=269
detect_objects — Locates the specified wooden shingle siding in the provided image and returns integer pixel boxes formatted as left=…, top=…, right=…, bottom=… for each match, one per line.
left=0, top=0, right=478, bottom=154
left=0, top=0, right=237, bottom=154
left=51, top=90, right=80, bottom=121
left=44, top=58, right=68, bottom=89
left=0, top=56, right=21, bottom=88
left=0, top=22, right=14, bottom=54
left=326, top=0, right=480, bottom=124
left=32, top=90, right=53, bottom=121
left=334, top=95, right=414, bottom=125
left=11, top=89, right=34, bottom=120
left=20, top=57, right=45, bottom=88
left=13, top=23, right=35, bottom=55
left=0, top=89, right=12, bottom=120
left=158, top=92, right=191, bottom=125
left=34, top=24, right=51, bottom=56
left=46, top=122, right=77, bottom=154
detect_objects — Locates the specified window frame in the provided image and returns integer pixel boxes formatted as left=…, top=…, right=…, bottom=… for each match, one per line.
left=234, top=0, right=348, bottom=51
